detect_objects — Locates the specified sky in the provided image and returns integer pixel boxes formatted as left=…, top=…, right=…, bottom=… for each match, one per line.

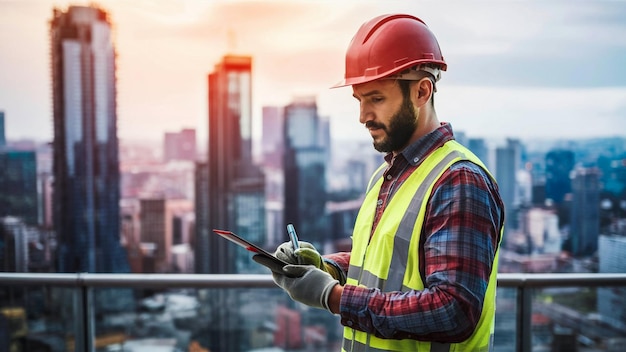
left=1, top=0, right=626, bottom=148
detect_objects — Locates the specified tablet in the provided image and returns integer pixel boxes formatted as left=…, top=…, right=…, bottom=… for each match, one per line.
left=212, top=229, right=293, bottom=276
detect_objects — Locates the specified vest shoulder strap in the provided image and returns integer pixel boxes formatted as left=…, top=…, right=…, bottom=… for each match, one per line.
left=365, top=162, right=387, bottom=194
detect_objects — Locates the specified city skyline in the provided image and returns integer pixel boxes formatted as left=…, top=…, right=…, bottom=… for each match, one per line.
left=1, top=0, right=626, bottom=147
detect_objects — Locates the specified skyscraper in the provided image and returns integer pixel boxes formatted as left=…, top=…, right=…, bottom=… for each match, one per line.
left=496, top=139, right=519, bottom=246
left=468, top=138, right=489, bottom=170
left=0, top=217, right=30, bottom=272
left=194, top=161, right=210, bottom=273
left=0, top=150, right=38, bottom=225
left=283, top=96, right=329, bottom=247
left=261, top=106, right=285, bottom=247
left=192, top=54, right=267, bottom=352
left=163, top=128, right=197, bottom=162
left=0, top=111, right=5, bottom=148
left=196, top=55, right=265, bottom=274
left=139, top=197, right=193, bottom=273
left=50, top=5, right=129, bottom=273
left=261, top=106, right=284, bottom=170
left=545, top=149, right=575, bottom=204
left=569, top=167, right=600, bottom=256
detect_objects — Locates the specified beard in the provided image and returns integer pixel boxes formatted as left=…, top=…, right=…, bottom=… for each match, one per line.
left=368, top=96, right=418, bottom=153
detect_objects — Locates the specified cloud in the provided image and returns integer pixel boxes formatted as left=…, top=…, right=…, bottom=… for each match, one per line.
left=316, top=84, right=626, bottom=144
left=1, top=0, right=625, bottom=143
left=417, top=2, right=626, bottom=88
left=436, top=86, right=626, bottom=140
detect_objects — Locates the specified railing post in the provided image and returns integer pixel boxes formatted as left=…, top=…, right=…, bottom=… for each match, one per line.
left=74, top=274, right=95, bottom=352
left=516, top=285, right=532, bottom=352
left=85, top=286, right=95, bottom=352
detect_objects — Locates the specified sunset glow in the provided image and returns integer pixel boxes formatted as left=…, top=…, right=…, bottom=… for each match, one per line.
left=1, top=0, right=625, bottom=146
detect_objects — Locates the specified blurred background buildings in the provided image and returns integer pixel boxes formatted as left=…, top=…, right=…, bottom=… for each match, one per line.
left=1, top=2, right=626, bottom=352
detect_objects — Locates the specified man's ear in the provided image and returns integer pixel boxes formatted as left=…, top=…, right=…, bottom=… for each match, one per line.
left=412, top=78, right=433, bottom=107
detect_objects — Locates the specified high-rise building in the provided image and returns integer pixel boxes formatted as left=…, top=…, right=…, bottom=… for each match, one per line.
left=468, top=138, right=489, bottom=170
left=344, top=159, right=368, bottom=194
left=231, top=175, right=266, bottom=274
left=569, top=167, right=600, bottom=256
left=192, top=54, right=267, bottom=352
left=0, top=217, right=52, bottom=273
left=38, top=172, right=54, bottom=229
left=0, top=217, right=29, bottom=272
left=194, top=161, right=210, bottom=273
left=50, top=5, right=129, bottom=273
left=599, top=156, right=626, bottom=198
left=283, top=96, right=329, bottom=247
left=0, top=150, right=38, bottom=225
left=262, top=106, right=284, bottom=170
left=496, top=140, right=519, bottom=246
left=195, top=55, right=265, bottom=275
left=139, top=198, right=193, bottom=273
left=0, top=111, right=5, bottom=148
left=163, top=128, right=197, bottom=162
left=523, top=208, right=561, bottom=254
left=261, top=106, right=285, bottom=247
left=545, top=149, right=575, bottom=204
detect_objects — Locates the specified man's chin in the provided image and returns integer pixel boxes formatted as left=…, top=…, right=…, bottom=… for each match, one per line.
left=372, top=140, right=391, bottom=153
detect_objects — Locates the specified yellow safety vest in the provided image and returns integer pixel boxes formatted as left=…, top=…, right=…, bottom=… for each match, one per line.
left=342, top=140, right=502, bottom=352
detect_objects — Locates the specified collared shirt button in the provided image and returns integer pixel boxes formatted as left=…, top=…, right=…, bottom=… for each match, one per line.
left=386, top=174, right=392, bottom=180
left=377, top=199, right=383, bottom=205
left=347, top=320, right=353, bottom=326
left=413, top=157, right=419, bottom=163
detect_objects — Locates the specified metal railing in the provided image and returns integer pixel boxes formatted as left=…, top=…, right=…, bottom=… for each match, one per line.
left=1, top=272, right=626, bottom=352
left=498, top=273, right=626, bottom=352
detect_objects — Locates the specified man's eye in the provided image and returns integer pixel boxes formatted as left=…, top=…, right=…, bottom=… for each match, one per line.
left=371, top=97, right=384, bottom=103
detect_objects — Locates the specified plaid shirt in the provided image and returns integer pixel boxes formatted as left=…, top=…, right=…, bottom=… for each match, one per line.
left=325, top=123, right=504, bottom=342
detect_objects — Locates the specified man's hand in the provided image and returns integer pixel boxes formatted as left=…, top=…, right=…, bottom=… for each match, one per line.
left=274, top=242, right=346, bottom=284
left=274, top=241, right=320, bottom=265
left=272, top=265, right=339, bottom=312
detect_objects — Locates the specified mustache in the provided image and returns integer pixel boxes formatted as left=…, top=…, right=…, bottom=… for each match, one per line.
left=365, top=121, right=385, bottom=130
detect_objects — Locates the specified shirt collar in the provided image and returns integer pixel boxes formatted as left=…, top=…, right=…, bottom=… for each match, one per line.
left=384, top=122, right=456, bottom=166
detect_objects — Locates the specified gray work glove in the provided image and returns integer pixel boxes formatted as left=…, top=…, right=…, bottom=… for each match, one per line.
left=274, top=242, right=346, bottom=285
left=272, top=265, right=339, bottom=312
left=274, top=241, right=319, bottom=265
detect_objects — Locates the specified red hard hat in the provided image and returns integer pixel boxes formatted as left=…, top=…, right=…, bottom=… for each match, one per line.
left=332, top=14, right=447, bottom=88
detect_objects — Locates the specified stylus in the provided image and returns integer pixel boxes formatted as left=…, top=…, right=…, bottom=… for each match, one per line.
left=287, top=223, right=299, bottom=250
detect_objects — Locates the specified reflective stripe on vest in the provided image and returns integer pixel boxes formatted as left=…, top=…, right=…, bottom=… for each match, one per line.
left=342, top=141, right=501, bottom=352
left=366, top=162, right=387, bottom=194
left=343, top=337, right=494, bottom=352
left=348, top=149, right=464, bottom=292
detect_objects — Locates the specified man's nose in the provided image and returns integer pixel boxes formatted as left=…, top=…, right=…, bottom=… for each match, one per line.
left=359, top=103, right=373, bottom=125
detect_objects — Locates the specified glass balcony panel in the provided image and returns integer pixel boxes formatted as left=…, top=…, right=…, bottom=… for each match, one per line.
left=495, top=287, right=519, bottom=352
left=531, top=287, right=626, bottom=352
left=0, top=286, right=77, bottom=351
left=91, top=287, right=344, bottom=351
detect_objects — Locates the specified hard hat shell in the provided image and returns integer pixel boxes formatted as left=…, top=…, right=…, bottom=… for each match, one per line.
left=332, top=14, right=447, bottom=88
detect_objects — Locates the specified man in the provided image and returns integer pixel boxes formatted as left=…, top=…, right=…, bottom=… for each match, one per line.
left=266, top=13, right=505, bottom=352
